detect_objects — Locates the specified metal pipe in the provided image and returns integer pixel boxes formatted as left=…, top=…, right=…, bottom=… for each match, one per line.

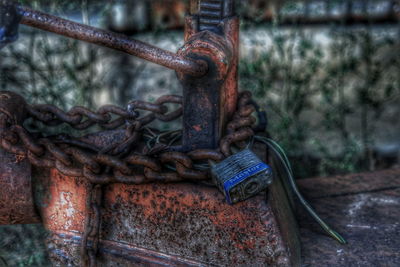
left=19, top=7, right=208, bottom=77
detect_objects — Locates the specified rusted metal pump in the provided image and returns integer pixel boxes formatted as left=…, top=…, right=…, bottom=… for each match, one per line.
left=0, top=0, right=301, bottom=266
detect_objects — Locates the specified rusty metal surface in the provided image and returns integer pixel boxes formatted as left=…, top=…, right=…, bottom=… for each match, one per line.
left=0, top=91, right=39, bottom=225
left=46, top=231, right=208, bottom=267
left=29, top=143, right=301, bottom=266
left=0, top=90, right=300, bottom=265
left=0, top=91, right=259, bottom=183
left=221, top=16, right=239, bottom=129
left=102, top=183, right=291, bottom=266
left=34, top=166, right=297, bottom=266
left=18, top=6, right=207, bottom=77
left=0, top=148, right=40, bottom=225
left=35, top=167, right=400, bottom=266
left=0, top=2, right=303, bottom=266
left=0, top=88, right=300, bottom=266
left=297, top=168, right=400, bottom=267
left=178, top=16, right=238, bottom=151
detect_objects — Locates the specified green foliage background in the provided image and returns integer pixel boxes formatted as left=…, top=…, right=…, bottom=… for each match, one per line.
left=239, top=25, right=400, bottom=177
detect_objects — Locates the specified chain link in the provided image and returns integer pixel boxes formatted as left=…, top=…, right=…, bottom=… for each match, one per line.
left=81, top=184, right=102, bottom=267
left=0, top=93, right=257, bottom=183
left=0, top=91, right=258, bottom=267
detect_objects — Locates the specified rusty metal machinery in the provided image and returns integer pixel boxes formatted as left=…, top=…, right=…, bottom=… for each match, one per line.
left=0, top=0, right=303, bottom=266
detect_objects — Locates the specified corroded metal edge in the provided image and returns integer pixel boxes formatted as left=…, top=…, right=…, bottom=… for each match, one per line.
left=178, top=16, right=238, bottom=151
left=47, top=231, right=209, bottom=267
left=0, top=148, right=40, bottom=225
left=32, top=144, right=301, bottom=266
left=268, top=162, right=302, bottom=267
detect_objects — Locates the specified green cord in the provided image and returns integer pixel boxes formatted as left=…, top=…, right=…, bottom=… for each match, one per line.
left=255, top=136, right=347, bottom=244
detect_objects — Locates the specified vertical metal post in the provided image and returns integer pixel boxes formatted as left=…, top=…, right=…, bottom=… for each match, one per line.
left=0, top=92, right=39, bottom=225
left=179, top=0, right=238, bottom=150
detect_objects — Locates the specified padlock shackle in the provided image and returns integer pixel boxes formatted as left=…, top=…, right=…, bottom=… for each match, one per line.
left=17, top=6, right=208, bottom=77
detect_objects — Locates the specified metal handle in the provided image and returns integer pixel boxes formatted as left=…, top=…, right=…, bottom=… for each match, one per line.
left=14, top=6, right=208, bottom=77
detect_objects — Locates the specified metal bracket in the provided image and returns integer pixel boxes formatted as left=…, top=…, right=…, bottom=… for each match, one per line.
left=178, top=0, right=239, bottom=150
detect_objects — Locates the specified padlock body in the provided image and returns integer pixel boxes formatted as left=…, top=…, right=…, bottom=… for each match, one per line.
left=211, top=149, right=273, bottom=204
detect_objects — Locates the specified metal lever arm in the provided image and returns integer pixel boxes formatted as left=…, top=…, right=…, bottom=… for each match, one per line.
left=16, top=6, right=208, bottom=77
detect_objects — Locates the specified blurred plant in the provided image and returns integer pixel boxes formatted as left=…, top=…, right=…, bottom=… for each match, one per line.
left=240, top=24, right=400, bottom=178
left=0, top=0, right=115, bottom=136
left=0, top=224, right=49, bottom=266
left=1, top=0, right=105, bottom=106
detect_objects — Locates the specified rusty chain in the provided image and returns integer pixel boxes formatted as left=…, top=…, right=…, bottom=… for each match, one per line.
left=0, top=90, right=258, bottom=267
left=0, top=92, right=257, bottom=183
left=25, top=95, right=184, bottom=130
left=81, top=184, right=102, bottom=267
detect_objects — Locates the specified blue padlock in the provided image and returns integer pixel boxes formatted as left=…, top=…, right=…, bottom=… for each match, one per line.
left=211, top=149, right=273, bottom=204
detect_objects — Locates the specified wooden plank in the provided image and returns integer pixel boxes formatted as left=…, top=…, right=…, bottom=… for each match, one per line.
left=296, top=168, right=400, bottom=267
left=297, top=168, right=400, bottom=199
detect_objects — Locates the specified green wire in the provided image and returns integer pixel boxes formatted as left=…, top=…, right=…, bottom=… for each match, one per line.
left=264, top=138, right=293, bottom=175
left=255, top=136, right=347, bottom=244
